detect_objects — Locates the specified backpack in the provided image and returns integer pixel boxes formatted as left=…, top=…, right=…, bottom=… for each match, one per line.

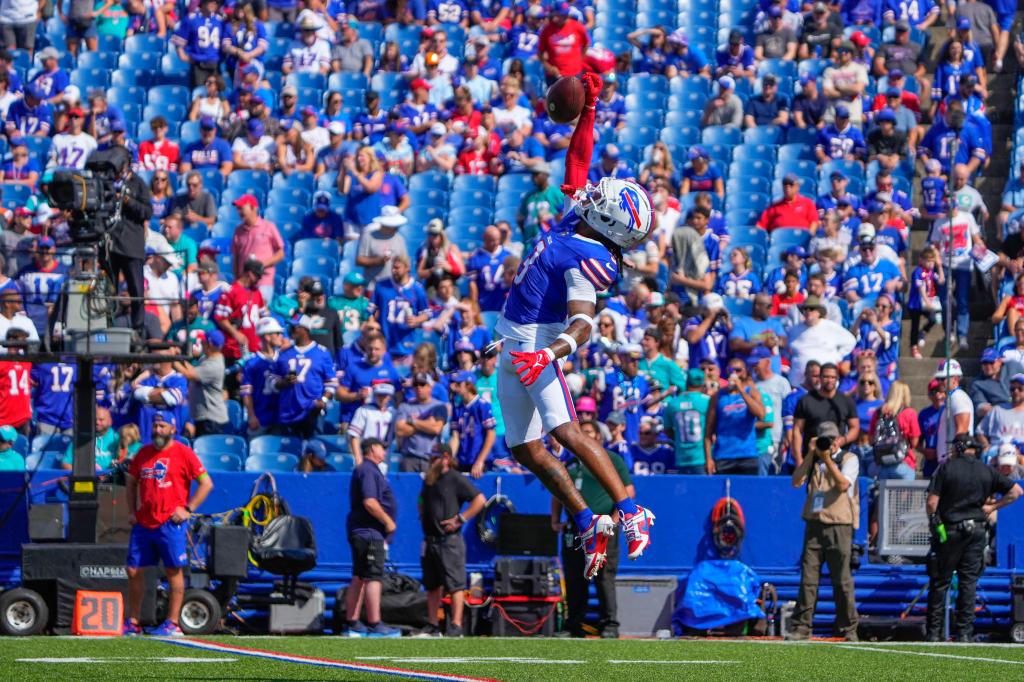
left=872, top=411, right=908, bottom=467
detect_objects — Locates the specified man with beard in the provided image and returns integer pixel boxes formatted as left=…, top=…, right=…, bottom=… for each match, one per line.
left=123, top=411, right=213, bottom=636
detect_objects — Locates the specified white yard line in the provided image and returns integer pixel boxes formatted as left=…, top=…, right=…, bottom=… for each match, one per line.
left=357, top=657, right=584, bottom=665
left=837, top=644, right=1024, bottom=665
left=602, top=655, right=741, bottom=659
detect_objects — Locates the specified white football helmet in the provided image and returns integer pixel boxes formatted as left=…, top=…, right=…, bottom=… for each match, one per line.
left=574, top=177, right=654, bottom=250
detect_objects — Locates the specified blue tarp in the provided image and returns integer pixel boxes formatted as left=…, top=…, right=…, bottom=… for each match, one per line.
left=674, top=560, right=764, bottom=631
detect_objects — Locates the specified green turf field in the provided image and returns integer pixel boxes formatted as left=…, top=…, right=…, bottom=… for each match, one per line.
left=3, top=636, right=1024, bottom=681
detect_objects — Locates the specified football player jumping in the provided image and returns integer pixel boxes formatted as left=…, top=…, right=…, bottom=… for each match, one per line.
left=495, top=71, right=655, bottom=580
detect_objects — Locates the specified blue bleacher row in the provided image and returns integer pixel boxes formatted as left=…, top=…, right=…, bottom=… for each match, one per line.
left=8, top=412, right=384, bottom=473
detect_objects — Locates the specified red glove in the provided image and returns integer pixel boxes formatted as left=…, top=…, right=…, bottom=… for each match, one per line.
left=510, top=348, right=554, bottom=386
left=580, top=71, right=602, bottom=107
left=561, top=183, right=580, bottom=197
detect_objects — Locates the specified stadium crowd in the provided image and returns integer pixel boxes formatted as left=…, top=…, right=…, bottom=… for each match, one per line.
left=0, top=0, right=1019, bottom=494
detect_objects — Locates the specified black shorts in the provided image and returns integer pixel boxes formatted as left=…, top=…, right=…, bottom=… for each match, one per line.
left=349, top=535, right=386, bottom=581
left=421, top=534, right=466, bottom=593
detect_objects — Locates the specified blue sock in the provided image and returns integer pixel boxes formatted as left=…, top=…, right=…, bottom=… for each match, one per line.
left=573, top=508, right=595, bottom=531
left=615, top=497, right=639, bottom=517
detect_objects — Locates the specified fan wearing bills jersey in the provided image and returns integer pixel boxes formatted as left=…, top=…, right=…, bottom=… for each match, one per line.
left=495, top=71, right=654, bottom=581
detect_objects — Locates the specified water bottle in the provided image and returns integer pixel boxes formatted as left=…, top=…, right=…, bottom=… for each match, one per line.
left=936, top=521, right=948, bottom=544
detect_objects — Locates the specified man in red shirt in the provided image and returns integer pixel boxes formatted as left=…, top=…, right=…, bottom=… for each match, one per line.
left=124, top=411, right=213, bottom=636
left=214, top=258, right=265, bottom=372
left=137, top=117, right=181, bottom=172
left=538, top=2, right=589, bottom=83
left=0, top=326, right=32, bottom=434
left=757, top=174, right=819, bottom=232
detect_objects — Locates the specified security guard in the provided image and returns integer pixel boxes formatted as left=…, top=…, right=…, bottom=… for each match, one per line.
left=925, top=434, right=1022, bottom=641
left=551, top=419, right=635, bottom=639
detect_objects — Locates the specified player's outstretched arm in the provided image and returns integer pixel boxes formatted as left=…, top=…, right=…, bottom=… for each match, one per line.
left=562, top=72, right=602, bottom=195
left=510, top=299, right=595, bottom=386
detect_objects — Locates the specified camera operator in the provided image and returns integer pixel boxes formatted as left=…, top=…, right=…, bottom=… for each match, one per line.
left=104, top=145, right=153, bottom=342
left=787, top=421, right=860, bottom=642
left=925, top=435, right=1022, bottom=642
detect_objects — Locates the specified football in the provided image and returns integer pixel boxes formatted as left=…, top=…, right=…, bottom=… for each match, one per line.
left=545, top=76, right=586, bottom=124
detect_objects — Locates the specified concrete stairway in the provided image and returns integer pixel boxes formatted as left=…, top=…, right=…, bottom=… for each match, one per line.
left=896, top=19, right=1019, bottom=400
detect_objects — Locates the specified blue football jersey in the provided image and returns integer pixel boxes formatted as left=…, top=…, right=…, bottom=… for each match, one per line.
left=136, top=372, right=190, bottom=443
left=453, top=396, right=496, bottom=468
left=338, top=355, right=401, bottom=423
left=498, top=216, right=618, bottom=346
left=31, top=362, right=76, bottom=430
left=372, top=278, right=429, bottom=357
left=189, top=284, right=227, bottom=321
left=629, top=443, right=676, bottom=475
left=172, top=13, right=225, bottom=63
left=428, top=0, right=470, bottom=23
left=272, top=343, right=338, bottom=425
left=239, top=351, right=279, bottom=427
left=466, top=247, right=512, bottom=312
left=597, top=369, right=650, bottom=443
left=843, top=259, right=901, bottom=301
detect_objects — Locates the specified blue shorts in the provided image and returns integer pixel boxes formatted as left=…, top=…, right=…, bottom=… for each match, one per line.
left=996, top=13, right=1014, bottom=31
left=126, top=520, right=188, bottom=569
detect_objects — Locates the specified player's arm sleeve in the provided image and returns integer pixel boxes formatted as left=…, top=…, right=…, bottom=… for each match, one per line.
left=564, top=267, right=598, bottom=304
left=562, top=85, right=597, bottom=192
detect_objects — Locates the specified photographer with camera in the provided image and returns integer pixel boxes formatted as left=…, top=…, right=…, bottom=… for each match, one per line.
left=787, top=421, right=860, bottom=642
left=925, top=434, right=1021, bottom=642
left=103, top=146, right=153, bottom=342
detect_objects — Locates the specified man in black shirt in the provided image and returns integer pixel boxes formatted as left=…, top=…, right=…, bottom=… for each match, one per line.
left=418, top=445, right=484, bottom=638
left=103, top=145, right=153, bottom=342
left=792, top=362, right=860, bottom=467
left=342, top=438, right=400, bottom=637
left=925, top=435, right=1021, bottom=641
left=866, top=109, right=908, bottom=172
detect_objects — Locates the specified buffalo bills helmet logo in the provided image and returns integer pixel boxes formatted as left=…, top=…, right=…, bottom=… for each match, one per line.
left=618, top=186, right=643, bottom=230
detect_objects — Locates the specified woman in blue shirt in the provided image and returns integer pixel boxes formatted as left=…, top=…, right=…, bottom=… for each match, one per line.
left=707, top=358, right=767, bottom=475
left=339, top=145, right=384, bottom=238
left=853, top=294, right=901, bottom=381
left=628, top=27, right=670, bottom=75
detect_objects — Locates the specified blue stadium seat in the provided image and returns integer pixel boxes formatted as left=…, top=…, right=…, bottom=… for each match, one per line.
left=625, top=92, right=667, bottom=112
left=110, top=69, right=145, bottom=87
left=770, top=228, right=812, bottom=250
left=143, top=102, right=186, bottom=123
left=732, top=143, right=777, bottom=163
left=410, top=170, right=451, bottom=192
left=289, top=253, right=336, bottom=278
left=286, top=72, right=327, bottom=91
left=448, top=206, right=493, bottom=226
left=626, top=109, right=665, bottom=128
left=179, top=120, right=202, bottom=146
left=725, top=192, right=770, bottom=212
left=409, top=187, right=448, bottom=208
left=193, top=434, right=248, bottom=458
left=328, top=72, right=368, bottom=91
left=117, top=51, right=161, bottom=73
left=670, top=75, right=710, bottom=97
left=265, top=204, right=305, bottom=227
left=220, top=187, right=266, bottom=208
left=245, top=453, right=299, bottom=472
left=273, top=171, right=315, bottom=192
left=268, top=187, right=311, bottom=207
left=249, top=435, right=304, bottom=457
left=627, top=74, right=669, bottom=95
left=730, top=158, right=774, bottom=180
left=785, top=126, right=819, bottom=146
left=729, top=225, right=770, bottom=250
left=325, top=454, right=355, bottom=472
left=224, top=400, right=245, bottom=435
left=452, top=174, right=496, bottom=193
left=771, top=177, right=817, bottom=198
left=404, top=205, right=447, bottom=228
left=1, top=184, right=32, bottom=210
left=701, top=126, right=743, bottom=147
left=149, top=84, right=190, bottom=107
left=311, top=434, right=350, bottom=454
left=449, top=189, right=494, bottom=210
left=820, top=159, right=864, bottom=184
left=125, top=33, right=165, bottom=53
left=227, top=170, right=272, bottom=194
left=294, top=238, right=341, bottom=261
left=743, top=126, right=783, bottom=145
left=107, top=86, right=146, bottom=109
left=198, top=453, right=243, bottom=472
left=724, top=297, right=754, bottom=317
left=665, top=109, right=701, bottom=128
left=70, top=67, right=109, bottom=92
left=77, top=51, right=119, bottom=70
left=726, top=176, right=770, bottom=196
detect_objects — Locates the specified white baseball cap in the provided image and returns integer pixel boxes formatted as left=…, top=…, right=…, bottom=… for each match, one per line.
left=934, top=359, right=963, bottom=378
left=702, top=293, right=724, bottom=310
left=997, top=443, right=1019, bottom=466
left=256, top=317, right=284, bottom=336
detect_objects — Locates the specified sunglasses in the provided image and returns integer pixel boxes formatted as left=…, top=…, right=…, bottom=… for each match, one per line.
left=728, top=367, right=744, bottom=374
left=859, top=380, right=875, bottom=385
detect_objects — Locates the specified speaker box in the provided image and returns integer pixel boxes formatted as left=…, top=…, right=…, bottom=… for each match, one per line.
left=210, top=525, right=251, bottom=578
left=493, top=557, right=560, bottom=598
left=496, top=514, right=558, bottom=556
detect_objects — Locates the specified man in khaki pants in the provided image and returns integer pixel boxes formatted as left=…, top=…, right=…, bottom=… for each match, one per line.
left=787, top=421, right=860, bottom=642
